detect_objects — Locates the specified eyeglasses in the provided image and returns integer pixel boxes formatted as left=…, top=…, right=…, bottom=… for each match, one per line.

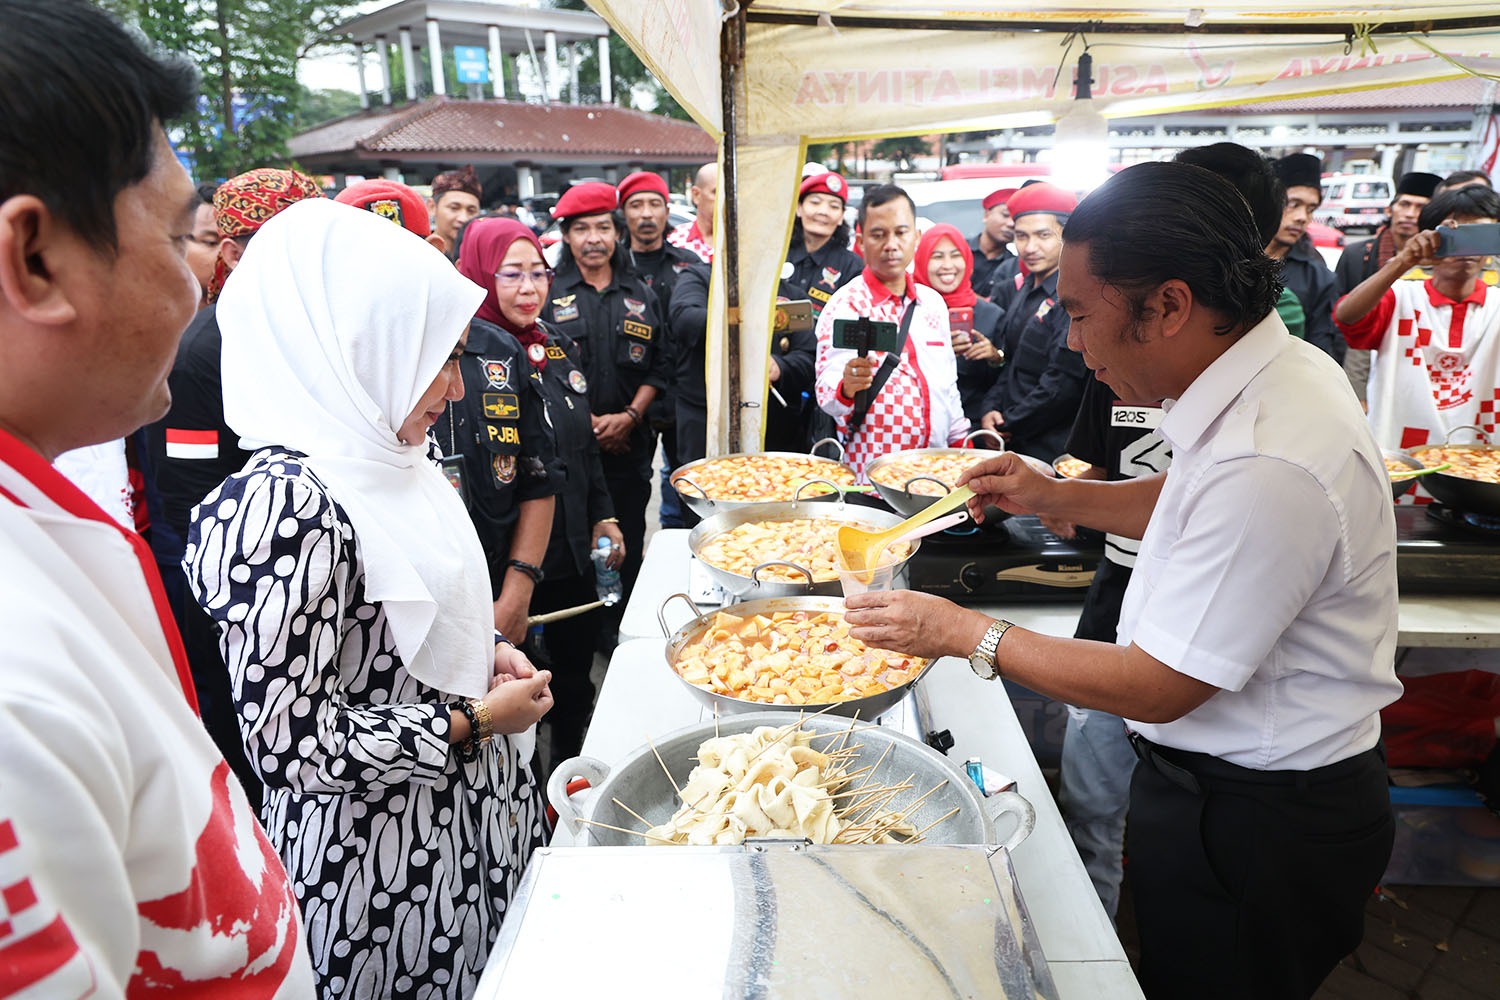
left=495, top=267, right=554, bottom=288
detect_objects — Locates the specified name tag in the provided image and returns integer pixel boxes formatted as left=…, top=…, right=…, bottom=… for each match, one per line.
left=623, top=320, right=653, bottom=341
left=552, top=304, right=580, bottom=323
left=808, top=286, right=832, bottom=304
left=1110, top=405, right=1163, bottom=429
left=485, top=423, right=521, bottom=445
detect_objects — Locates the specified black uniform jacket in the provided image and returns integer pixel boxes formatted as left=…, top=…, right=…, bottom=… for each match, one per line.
left=629, top=242, right=700, bottom=328
left=954, top=296, right=1005, bottom=426
left=968, top=235, right=1016, bottom=301
left=979, top=269, right=1088, bottom=461
left=541, top=263, right=670, bottom=461
left=528, top=324, right=615, bottom=580
left=1280, top=234, right=1343, bottom=362
left=670, top=263, right=711, bottom=467
left=446, top=318, right=565, bottom=594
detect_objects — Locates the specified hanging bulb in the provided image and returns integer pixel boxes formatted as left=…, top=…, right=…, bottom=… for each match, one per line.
left=1052, top=51, right=1110, bottom=194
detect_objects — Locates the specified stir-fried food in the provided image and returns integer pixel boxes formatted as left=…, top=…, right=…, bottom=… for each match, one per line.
left=672, top=455, right=855, bottom=502
left=868, top=452, right=977, bottom=496
left=673, top=609, right=926, bottom=705
left=1411, top=445, right=1500, bottom=484
left=1054, top=456, right=1093, bottom=479
left=698, top=518, right=911, bottom=582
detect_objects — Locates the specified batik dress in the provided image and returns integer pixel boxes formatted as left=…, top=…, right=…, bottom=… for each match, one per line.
left=186, top=448, right=544, bottom=998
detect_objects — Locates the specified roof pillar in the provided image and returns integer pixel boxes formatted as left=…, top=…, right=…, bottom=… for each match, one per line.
left=376, top=34, right=392, bottom=105
left=597, top=36, right=612, bottom=104
left=355, top=44, right=369, bottom=109
left=544, top=31, right=560, bottom=101
left=488, top=25, right=504, bottom=100
left=426, top=18, right=445, bottom=97
left=399, top=28, right=417, bottom=101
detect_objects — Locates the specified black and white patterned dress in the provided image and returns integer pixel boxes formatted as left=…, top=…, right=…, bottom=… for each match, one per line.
left=185, top=449, right=545, bottom=998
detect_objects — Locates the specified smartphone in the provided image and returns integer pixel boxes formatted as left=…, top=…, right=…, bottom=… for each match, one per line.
left=832, top=317, right=900, bottom=353
left=1436, top=222, right=1500, bottom=257
left=948, top=307, right=974, bottom=335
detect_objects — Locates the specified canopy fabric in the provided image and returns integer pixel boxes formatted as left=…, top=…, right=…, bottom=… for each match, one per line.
left=589, top=0, right=1500, bottom=454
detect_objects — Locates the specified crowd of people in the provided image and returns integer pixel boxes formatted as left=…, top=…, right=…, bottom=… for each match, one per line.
left=7, top=1, right=1500, bottom=997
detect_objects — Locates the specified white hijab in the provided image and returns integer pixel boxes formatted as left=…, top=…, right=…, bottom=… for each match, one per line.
left=218, top=198, right=492, bottom=698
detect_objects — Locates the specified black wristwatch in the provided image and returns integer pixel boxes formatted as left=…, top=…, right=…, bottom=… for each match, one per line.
left=507, top=559, right=544, bottom=584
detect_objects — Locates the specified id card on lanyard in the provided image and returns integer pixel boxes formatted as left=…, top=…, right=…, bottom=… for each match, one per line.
left=441, top=453, right=469, bottom=504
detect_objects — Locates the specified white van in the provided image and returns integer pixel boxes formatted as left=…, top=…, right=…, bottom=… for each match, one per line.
left=1317, top=174, right=1394, bottom=233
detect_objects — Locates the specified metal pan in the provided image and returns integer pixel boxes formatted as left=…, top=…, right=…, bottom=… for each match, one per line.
left=657, top=593, right=929, bottom=719
left=687, top=500, right=918, bottom=599
left=1402, top=426, right=1500, bottom=516
left=670, top=450, right=857, bottom=520
left=865, top=432, right=1046, bottom=520
left=1383, top=449, right=1422, bottom=501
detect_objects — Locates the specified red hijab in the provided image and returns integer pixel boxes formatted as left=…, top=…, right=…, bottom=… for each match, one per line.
left=913, top=223, right=977, bottom=309
left=456, top=217, right=551, bottom=367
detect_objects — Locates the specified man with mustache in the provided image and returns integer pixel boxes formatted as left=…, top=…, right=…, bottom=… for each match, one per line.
left=542, top=182, right=668, bottom=613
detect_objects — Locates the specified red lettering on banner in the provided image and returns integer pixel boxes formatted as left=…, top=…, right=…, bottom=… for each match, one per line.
left=794, top=73, right=829, bottom=104
left=1022, top=66, right=1058, bottom=100
left=932, top=69, right=962, bottom=101
left=857, top=71, right=890, bottom=103
left=906, top=69, right=933, bottom=102
left=827, top=71, right=853, bottom=103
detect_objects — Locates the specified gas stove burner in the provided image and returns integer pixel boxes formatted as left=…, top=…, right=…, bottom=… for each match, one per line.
left=1426, top=504, right=1500, bottom=538
left=906, top=514, right=1102, bottom=602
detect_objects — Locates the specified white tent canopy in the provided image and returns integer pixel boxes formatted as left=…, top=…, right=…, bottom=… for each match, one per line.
left=590, top=0, right=1500, bottom=453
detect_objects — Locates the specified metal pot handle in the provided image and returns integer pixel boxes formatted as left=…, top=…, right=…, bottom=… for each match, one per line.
left=750, top=561, right=815, bottom=591
left=546, top=756, right=611, bottom=839
left=904, top=474, right=954, bottom=494
left=1443, top=425, right=1493, bottom=445
left=809, top=437, right=846, bottom=460
left=794, top=477, right=845, bottom=505
left=963, top=428, right=1005, bottom=451
left=657, top=592, right=701, bottom=637
left=672, top=473, right=712, bottom=501
left=985, top=790, right=1036, bottom=854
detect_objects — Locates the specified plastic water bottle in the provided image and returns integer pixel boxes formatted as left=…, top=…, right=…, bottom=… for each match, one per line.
left=525, top=623, right=551, bottom=668
left=593, top=536, right=623, bottom=606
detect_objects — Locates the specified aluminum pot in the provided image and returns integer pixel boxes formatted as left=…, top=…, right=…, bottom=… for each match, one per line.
left=1402, top=426, right=1500, bottom=516
left=670, top=448, right=856, bottom=521
left=687, top=499, right=917, bottom=599
left=657, top=593, right=927, bottom=719
left=548, top=711, right=1036, bottom=853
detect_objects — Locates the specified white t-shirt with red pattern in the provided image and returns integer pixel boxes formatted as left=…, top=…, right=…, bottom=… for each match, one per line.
left=814, top=269, right=970, bottom=480
left=0, top=429, right=312, bottom=997
left=666, top=220, right=713, bottom=263
left=1336, top=277, right=1500, bottom=502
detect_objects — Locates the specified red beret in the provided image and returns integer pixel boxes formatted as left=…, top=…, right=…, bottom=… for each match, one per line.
left=553, top=181, right=619, bottom=220
left=617, top=171, right=670, bottom=205
left=799, top=171, right=849, bottom=202
left=335, top=180, right=430, bottom=238
left=983, top=187, right=1018, bottom=211
left=1007, top=182, right=1077, bottom=221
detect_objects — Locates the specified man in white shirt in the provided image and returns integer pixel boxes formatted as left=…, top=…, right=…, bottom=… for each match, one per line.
left=0, top=1, right=312, bottom=992
left=846, top=161, right=1401, bottom=1000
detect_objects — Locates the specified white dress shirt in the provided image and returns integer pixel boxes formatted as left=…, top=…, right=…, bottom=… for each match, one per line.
left=1120, top=312, right=1404, bottom=770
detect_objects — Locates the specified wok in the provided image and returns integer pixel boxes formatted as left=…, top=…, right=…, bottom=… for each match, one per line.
left=1382, top=450, right=1422, bottom=501
left=687, top=500, right=917, bottom=599
left=1402, top=426, right=1500, bottom=516
left=671, top=451, right=856, bottom=520
left=548, top=711, right=1035, bottom=853
left=657, top=593, right=928, bottom=720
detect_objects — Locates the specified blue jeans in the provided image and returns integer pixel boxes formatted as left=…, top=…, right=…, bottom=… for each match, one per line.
left=1057, top=704, right=1136, bottom=919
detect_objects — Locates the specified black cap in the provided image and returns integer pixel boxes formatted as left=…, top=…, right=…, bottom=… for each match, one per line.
left=1397, top=171, right=1442, bottom=200
left=1274, top=153, right=1323, bottom=191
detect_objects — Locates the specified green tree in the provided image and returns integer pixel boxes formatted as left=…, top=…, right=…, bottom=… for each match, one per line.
left=871, top=135, right=933, bottom=172
left=97, top=0, right=359, bottom=181
left=295, top=86, right=363, bottom=129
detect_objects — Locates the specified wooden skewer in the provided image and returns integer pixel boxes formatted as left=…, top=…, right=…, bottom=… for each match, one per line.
left=908, top=806, right=961, bottom=842
left=612, top=797, right=656, bottom=829
left=645, top=735, right=681, bottom=794
left=572, top=817, right=677, bottom=845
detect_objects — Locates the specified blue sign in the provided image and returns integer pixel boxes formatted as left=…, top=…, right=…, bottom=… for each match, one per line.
left=455, top=46, right=490, bottom=84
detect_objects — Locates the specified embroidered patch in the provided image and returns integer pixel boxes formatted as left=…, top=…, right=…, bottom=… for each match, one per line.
left=821, top=267, right=842, bottom=286
left=623, top=320, right=653, bottom=341
left=808, top=286, right=832, bottom=304
left=629, top=342, right=646, bottom=363
left=623, top=297, right=647, bottom=318
left=492, top=454, right=516, bottom=484
left=545, top=345, right=566, bottom=360
left=483, top=393, right=519, bottom=420
left=481, top=358, right=511, bottom=388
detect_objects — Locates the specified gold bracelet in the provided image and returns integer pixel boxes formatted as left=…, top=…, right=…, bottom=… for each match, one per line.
left=596, top=517, right=619, bottom=524
left=467, top=697, right=494, bottom=743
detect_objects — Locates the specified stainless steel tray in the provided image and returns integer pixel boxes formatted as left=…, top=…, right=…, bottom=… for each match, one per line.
left=477, top=842, right=1060, bottom=999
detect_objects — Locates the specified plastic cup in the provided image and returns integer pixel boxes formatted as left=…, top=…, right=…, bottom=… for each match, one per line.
left=836, top=556, right=897, bottom=597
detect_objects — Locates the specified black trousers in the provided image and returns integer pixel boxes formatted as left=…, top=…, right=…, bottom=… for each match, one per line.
left=600, top=442, right=653, bottom=601
left=1127, top=737, right=1394, bottom=1000
left=529, top=572, right=603, bottom=768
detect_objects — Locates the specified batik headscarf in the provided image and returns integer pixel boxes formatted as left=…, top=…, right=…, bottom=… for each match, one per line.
left=207, top=168, right=324, bottom=302
left=432, top=164, right=482, bottom=203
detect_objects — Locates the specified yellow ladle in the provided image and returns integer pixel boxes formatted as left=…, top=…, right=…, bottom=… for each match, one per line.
left=836, top=485, right=975, bottom=581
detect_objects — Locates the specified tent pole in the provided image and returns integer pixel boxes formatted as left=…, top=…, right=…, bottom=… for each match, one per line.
left=720, top=5, right=746, bottom=453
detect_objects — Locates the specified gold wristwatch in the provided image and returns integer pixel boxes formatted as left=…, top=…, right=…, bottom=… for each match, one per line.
left=967, top=620, right=1013, bottom=681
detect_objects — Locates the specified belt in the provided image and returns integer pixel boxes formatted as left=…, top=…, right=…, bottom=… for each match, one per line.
left=1128, top=732, right=1385, bottom=797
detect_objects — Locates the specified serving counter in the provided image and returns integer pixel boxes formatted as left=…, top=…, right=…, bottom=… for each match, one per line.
left=526, top=529, right=1146, bottom=999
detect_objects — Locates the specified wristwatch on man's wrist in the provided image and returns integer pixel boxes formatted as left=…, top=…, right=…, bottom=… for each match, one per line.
left=968, top=619, right=1013, bottom=680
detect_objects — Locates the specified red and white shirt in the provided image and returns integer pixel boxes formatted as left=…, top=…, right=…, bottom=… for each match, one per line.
left=0, top=429, right=312, bottom=997
left=666, top=220, right=714, bottom=263
left=814, top=269, right=969, bottom=480
left=1336, top=278, right=1500, bottom=502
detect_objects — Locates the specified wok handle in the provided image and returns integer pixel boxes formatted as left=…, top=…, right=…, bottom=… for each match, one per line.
left=963, top=428, right=1005, bottom=450
left=904, top=473, right=955, bottom=494
left=809, top=436, right=846, bottom=460
left=657, top=592, right=700, bottom=637
left=985, top=790, right=1036, bottom=854
left=794, top=477, right=845, bottom=505
left=673, top=474, right=711, bottom=501
left=750, top=560, right=815, bottom=590
left=1443, top=424, right=1493, bottom=445
left=546, top=756, right=611, bottom=839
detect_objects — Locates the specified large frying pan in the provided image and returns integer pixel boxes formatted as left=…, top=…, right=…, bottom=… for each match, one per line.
left=1403, top=427, right=1500, bottom=516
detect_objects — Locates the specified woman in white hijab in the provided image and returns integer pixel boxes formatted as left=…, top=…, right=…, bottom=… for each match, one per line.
left=185, top=198, right=553, bottom=998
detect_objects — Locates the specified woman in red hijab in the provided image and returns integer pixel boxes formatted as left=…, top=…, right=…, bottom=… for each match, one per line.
left=914, top=223, right=1005, bottom=425
left=456, top=217, right=623, bottom=770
